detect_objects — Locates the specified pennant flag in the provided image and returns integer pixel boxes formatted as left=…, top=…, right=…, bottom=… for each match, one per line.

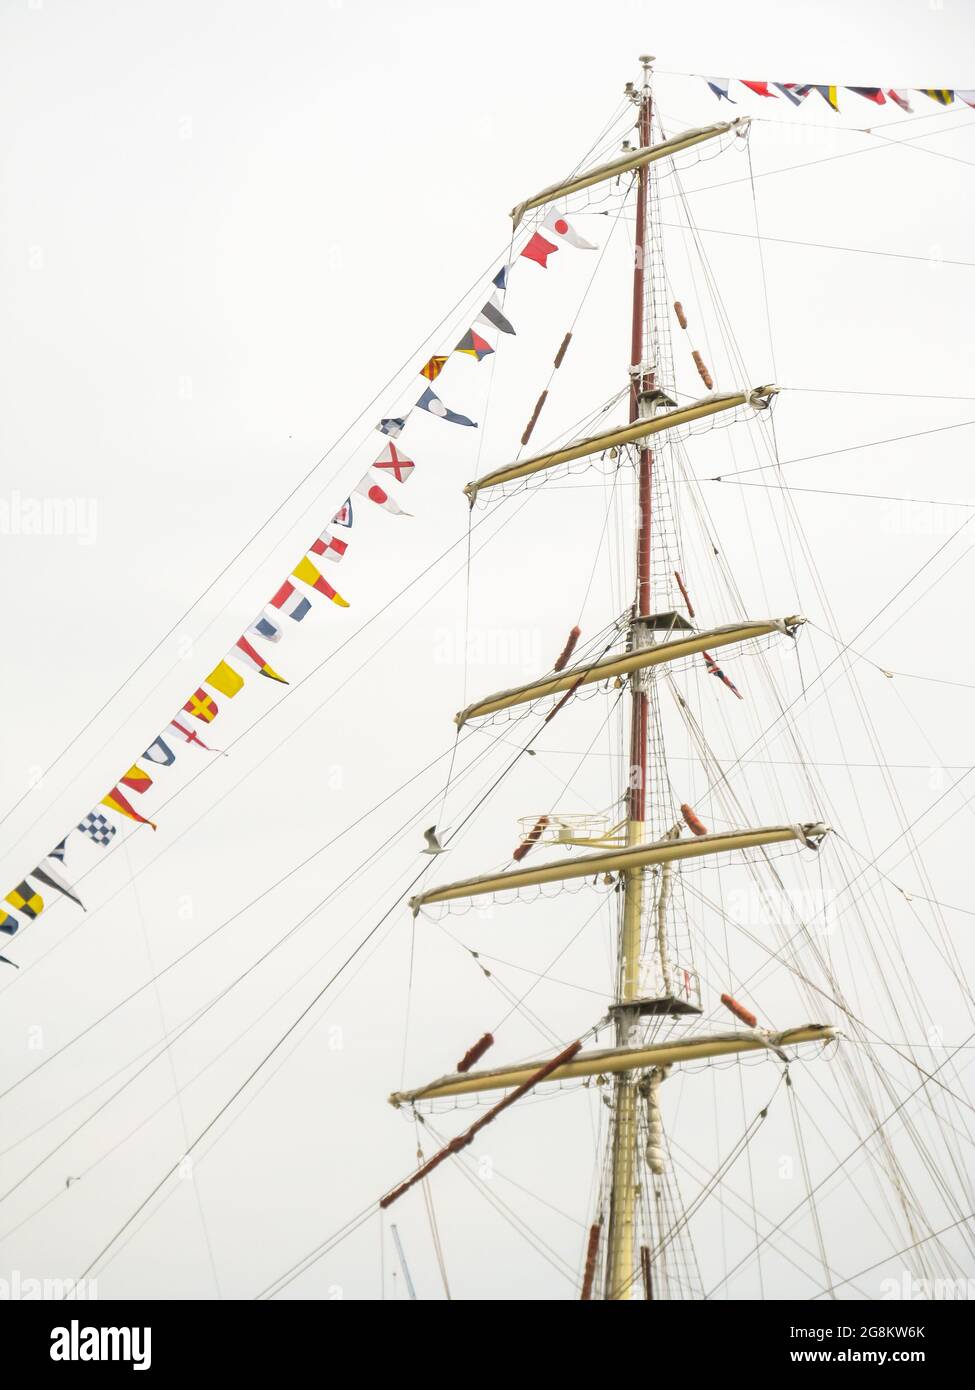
left=420, top=355, right=448, bottom=382
left=77, top=811, right=116, bottom=846
left=332, top=499, right=353, bottom=528
left=205, top=660, right=245, bottom=699
left=703, top=650, right=743, bottom=700
left=542, top=209, right=597, bottom=249
left=705, top=78, right=735, bottom=103
left=5, top=880, right=43, bottom=921
left=270, top=580, right=313, bottom=622
left=372, top=442, right=414, bottom=483
left=886, top=88, right=913, bottom=112
left=291, top=556, right=350, bottom=607
left=121, top=764, right=153, bottom=794
left=476, top=293, right=515, bottom=336
left=248, top=611, right=284, bottom=644
left=232, top=635, right=288, bottom=684
left=49, top=836, right=69, bottom=864
left=0, top=955, right=18, bottom=969
left=310, top=530, right=348, bottom=562
left=33, top=862, right=85, bottom=911
left=455, top=328, right=494, bottom=361
left=920, top=88, right=954, bottom=105
left=741, top=81, right=777, bottom=98
left=102, top=785, right=157, bottom=830
left=355, top=473, right=412, bottom=516
left=168, top=718, right=214, bottom=751
left=520, top=232, right=558, bottom=268
left=955, top=90, right=975, bottom=107
left=773, top=83, right=808, bottom=106
left=416, top=386, right=477, bottom=427
left=144, top=735, right=176, bottom=766
left=847, top=87, right=886, bottom=105
left=183, top=688, right=219, bottom=723
left=809, top=85, right=840, bottom=111
left=492, top=266, right=508, bottom=290
left=0, top=908, right=18, bottom=935
left=378, top=417, right=407, bottom=438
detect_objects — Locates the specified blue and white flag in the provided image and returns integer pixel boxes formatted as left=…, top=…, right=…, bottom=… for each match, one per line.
left=247, top=610, right=283, bottom=644
left=493, top=266, right=508, bottom=290
left=144, top=735, right=176, bottom=767
left=378, top=417, right=407, bottom=438
left=49, top=836, right=69, bottom=864
left=705, top=78, right=735, bottom=102
left=774, top=83, right=808, bottom=106
left=77, top=812, right=116, bottom=846
left=416, top=387, right=477, bottom=428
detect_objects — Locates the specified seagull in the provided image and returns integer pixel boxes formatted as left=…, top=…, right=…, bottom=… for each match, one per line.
left=422, top=826, right=447, bottom=855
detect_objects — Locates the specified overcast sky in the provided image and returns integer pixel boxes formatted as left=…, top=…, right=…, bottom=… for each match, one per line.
left=0, top=0, right=973, bottom=1301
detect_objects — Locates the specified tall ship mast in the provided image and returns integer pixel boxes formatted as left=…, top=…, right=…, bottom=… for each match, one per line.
left=384, top=58, right=845, bottom=1300
left=1, top=51, right=972, bottom=1307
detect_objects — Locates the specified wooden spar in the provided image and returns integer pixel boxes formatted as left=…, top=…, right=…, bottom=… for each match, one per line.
left=389, top=1026, right=836, bottom=1106
left=509, top=116, right=750, bottom=227
left=454, top=616, right=804, bottom=726
left=379, top=1040, right=583, bottom=1209
left=408, top=822, right=829, bottom=915
left=463, top=386, right=776, bottom=500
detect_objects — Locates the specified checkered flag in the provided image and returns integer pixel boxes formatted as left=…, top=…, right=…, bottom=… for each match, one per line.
left=77, top=812, right=116, bottom=847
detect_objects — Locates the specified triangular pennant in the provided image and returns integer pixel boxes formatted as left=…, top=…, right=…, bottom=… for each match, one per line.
left=101, top=786, right=157, bottom=830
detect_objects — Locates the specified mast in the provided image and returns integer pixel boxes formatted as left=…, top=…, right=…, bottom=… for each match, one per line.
left=604, top=51, right=655, bottom=1303
left=390, top=62, right=835, bottom=1303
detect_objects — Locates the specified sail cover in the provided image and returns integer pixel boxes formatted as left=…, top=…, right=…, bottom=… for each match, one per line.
left=409, top=823, right=829, bottom=915
left=464, top=386, right=776, bottom=500
left=455, top=616, right=804, bottom=726
left=510, top=118, right=750, bottom=228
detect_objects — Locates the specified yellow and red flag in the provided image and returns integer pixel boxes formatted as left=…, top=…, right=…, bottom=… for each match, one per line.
left=120, top=764, right=153, bottom=795
left=102, top=786, right=157, bottom=830
left=420, top=355, right=448, bottom=381
left=291, top=556, right=349, bottom=608
left=232, top=636, right=288, bottom=684
left=184, top=688, right=219, bottom=723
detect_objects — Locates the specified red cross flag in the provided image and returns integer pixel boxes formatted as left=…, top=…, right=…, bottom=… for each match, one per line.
left=373, top=442, right=414, bottom=483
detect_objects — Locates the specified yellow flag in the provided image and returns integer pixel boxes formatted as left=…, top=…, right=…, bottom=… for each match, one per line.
left=205, top=660, right=245, bottom=698
left=291, top=555, right=349, bottom=607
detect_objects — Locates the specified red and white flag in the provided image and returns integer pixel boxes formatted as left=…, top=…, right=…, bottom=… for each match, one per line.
left=373, top=442, right=414, bottom=483
left=354, top=472, right=411, bottom=516
left=542, top=209, right=597, bottom=250
left=310, top=529, right=348, bottom=562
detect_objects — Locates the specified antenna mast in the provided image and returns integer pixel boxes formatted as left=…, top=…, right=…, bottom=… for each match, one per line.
left=605, top=52, right=655, bottom=1302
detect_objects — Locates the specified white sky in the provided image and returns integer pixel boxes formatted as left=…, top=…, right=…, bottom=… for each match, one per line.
left=0, top=0, right=973, bottom=1301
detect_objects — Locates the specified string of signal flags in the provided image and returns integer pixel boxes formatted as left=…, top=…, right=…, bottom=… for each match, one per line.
left=704, top=79, right=975, bottom=113
left=0, top=210, right=599, bottom=964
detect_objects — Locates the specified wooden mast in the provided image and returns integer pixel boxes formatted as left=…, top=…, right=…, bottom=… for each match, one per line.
left=604, top=52, right=655, bottom=1302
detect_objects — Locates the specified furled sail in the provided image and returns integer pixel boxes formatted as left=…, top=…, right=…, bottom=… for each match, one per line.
left=390, top=1025, right=835, bottom=1104
left=510, top=118, right=751, bottom=228
left=455, top=616, right=804, bottom=726
left=409, top=822, right=829, bottom=915
left=464, top=386, right=776, bottom=500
